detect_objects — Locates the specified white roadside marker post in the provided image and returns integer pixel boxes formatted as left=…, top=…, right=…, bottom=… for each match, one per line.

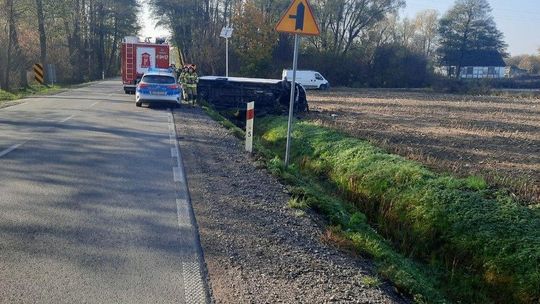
left=246, top=101, right=255, bottom=153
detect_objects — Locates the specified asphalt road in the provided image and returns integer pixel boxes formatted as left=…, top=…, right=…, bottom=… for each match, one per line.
left=0, top=80, right=207, bottom=303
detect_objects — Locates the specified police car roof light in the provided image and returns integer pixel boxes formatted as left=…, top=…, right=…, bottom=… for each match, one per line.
left=147, top=67, right=175, bottom=74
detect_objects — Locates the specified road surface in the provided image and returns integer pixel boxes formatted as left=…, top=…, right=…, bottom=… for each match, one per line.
left=0, top=80, right=208, bottom=303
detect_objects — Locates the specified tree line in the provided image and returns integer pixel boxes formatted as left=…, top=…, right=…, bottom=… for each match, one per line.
left=150, top=0, right=511, bottom=87
left=1, top=0, right=520, bottom=91
left=507, top=52, right=540, bottom=75
left=0, top=0, right=139, bottom=91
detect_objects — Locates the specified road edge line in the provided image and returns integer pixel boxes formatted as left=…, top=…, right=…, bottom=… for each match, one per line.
left=170, top=109, right=211, bottom=304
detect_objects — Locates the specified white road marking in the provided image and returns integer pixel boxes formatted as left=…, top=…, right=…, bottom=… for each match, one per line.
left=59, top=115, right=75, bottom=123
left=169, top=110, right=208, bottom=303
left=182, top=258, right=208, bottom=304
left=176, top=199, right=191, bottom=228
left=88, top=101, right=100, bottom=108
left=0, top=141, right=28, bottom=158
left=173, top=167, right=183, bottom=183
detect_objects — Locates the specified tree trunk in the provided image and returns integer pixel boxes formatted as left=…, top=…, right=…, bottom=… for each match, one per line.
left=4, top=0, right=15, bottom=90
left=19, top=67, right=28, bottom=88
left=0, top=43, right=4, bottom=90
left=73, top=0, right=84, bottom=83
left=106, top=14, right=119, bottom=76
left=36, top=0, right=47, bottom=83
left=97, top=2, right=105, bottom=79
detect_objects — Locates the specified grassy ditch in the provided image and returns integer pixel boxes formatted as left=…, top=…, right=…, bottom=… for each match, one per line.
left=201, top=105, right=539, bottom=303
left=202, top=106, right=448, bottom=302
left=255, top=116, right=540, bottom=303
left=0, top=85, right=63, bottom=104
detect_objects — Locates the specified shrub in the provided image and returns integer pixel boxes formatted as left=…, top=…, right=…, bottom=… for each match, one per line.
left=0, top=89, right=18, bottom=101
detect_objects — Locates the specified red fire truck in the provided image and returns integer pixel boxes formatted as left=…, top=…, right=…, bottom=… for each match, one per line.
left=121, top=37, right=170, bottom=94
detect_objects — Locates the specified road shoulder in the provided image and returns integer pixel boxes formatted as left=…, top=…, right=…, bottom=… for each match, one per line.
left=174, top=107, right=409, bottom=303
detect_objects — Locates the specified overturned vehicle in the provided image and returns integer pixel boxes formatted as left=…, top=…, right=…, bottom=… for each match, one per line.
left=197, top=76, right=309, bottom=118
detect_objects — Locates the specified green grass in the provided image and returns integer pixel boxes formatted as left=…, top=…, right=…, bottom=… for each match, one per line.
left=0, top=84, right=63, bottom=103
left=287, top=196, right=310, bottom=210
left=360, top=275, right=382, bottom=287
left=0, top=89, right=18, bottom=101
left=200, top=106, right=539, bottom=303
left=201, top=107, right=450, bottom=302
left=262, top=153, right=449, bottom=303
left=255, top=116, right=540, bottom=304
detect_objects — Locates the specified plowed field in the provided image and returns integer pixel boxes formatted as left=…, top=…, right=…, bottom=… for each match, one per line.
left=307, top=88, right=540, bottom=205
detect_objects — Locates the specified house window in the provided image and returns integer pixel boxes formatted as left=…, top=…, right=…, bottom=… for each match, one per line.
left=466, top=67, right=474, bottom=75
left=488, top=67, right=495, bottom=75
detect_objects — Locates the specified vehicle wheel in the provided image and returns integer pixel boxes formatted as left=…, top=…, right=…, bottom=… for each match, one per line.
left=320, top=84, right=329, bottom=90
left=136, top=101, right=142, bottom=107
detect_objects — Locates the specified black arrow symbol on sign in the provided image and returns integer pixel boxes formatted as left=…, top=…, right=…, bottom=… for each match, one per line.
left=289, top=2, right=305, bottom=30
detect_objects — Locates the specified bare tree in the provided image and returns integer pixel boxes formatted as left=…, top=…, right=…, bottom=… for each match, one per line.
left=3, top=0, right=23, bottom=90
left=413, top=9, right=438, bottom=57
left=35, top=0, right=47, bottom=74
left=312, top=0, right=404, bottom=56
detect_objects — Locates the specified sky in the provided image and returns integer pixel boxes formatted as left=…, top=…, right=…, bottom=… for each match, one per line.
left=402, top=0, right=540, bottom=56
left=139, top=0, right=540, bottom=56
left=138, top=1, right=170, bottom=40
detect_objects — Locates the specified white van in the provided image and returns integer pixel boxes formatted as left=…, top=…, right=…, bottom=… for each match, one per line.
left=282, top=70, right=330, bottom=90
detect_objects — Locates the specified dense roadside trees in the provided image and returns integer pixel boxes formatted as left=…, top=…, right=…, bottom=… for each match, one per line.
left=149, top=0, right=436, bottom=86
left=1, top=0, right=518, bottom=90
left=0, top=0, right=139, bottom=91
left=232, top=1, right=278, bottom=76
left=309, top=0, right=405, bottom=56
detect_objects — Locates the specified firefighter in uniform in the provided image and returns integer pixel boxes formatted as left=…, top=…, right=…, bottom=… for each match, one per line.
left=179, top=65, right=189, bottom=101
left=185, top=65, right=199, bottom=105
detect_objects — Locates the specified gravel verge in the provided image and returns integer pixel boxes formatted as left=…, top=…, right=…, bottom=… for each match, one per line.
left=174, top=106, right=410, bottom=304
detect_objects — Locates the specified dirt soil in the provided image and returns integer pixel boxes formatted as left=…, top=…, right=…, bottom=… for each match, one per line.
left=174, top=107, right=409, bottom=304
left=307, top=88, right=540, bottom=205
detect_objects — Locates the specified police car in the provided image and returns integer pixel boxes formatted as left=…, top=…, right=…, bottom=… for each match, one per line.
left=135, top=68, right=181, bottom=107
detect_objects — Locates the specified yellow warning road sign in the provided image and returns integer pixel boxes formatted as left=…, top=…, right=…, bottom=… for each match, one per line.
left=275, top=0, right=320, bottom=36
left=33, top=63, right=45, bottom=85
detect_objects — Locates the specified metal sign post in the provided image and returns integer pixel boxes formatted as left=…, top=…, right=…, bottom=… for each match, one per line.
left=276, top=0, right=320, bottom=167
left=46, top=64, right=56, bottom=86
left=284, top=34, right=299, bottom=167
left=220, top=26, right=234, bottom=77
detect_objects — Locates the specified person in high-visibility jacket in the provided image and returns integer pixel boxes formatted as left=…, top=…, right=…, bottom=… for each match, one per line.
left=179, top=66, right=189, bottom=101
left=184, top=65, right=199, bottom=105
